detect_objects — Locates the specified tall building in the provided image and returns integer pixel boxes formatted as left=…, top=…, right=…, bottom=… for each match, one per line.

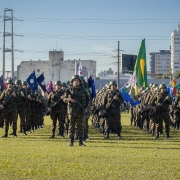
left=120, top=54, right=137, bottom=74
left=149, top=50, right=171, bottom=77
left=17, top=50, right=96, bottom=82
left=171, top=24, right=180, bottom=74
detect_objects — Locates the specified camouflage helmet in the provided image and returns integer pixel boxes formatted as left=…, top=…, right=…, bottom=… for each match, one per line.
left=159, top=83, right=166, bottom=89
left=79, top=76, right=85, bottom=82
left=54, top=80, right=62, bottom=86
left=62, top=82, right=67, bottom=88
left=71, top=75, right=81, bottom=83
left=6, top=79, right=14, bottom=85
left=145, top=87, right=150, bottom=91
left=66, top=81, right=70, bottom=85
left=152, top=84, right=158, bottom=88
left=149, top=83, right=154, bottom=87
left=22, top=81, right=28, bottom=86
left=15, top=79, right=22, bottom=85
left=109, top=81, right=117, bottom=86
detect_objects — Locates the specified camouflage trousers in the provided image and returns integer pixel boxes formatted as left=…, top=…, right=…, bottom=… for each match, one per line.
left=83, top=116, right=89, bottom=136
left=155, top=111, right=170, bottom=134
left=0, top=112, right=4, bottom=128
left=99, top=117, right=105, bottom=133
left=51, top=111, right=65, bottom=132
left=173, top=110, right=180, bottom=129
left=17, top=107, right=26, bottom=128
left=25, top=107, right=31, bottom=127
left=68, top=113, right=84, bottom=138
left=4, top=110, right=17, bottom=131
left=105, top=111, right=121, bottom=134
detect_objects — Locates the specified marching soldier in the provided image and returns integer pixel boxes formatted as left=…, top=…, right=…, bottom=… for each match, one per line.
left=152, top=84, right=172, bottom=139
left=0, top=80, right=17, bottom=138
left=47, top=81, right=65, bottom=138
left=102, top=81, right=124, bottom=139
left=63, top=75, right=89, bottom=146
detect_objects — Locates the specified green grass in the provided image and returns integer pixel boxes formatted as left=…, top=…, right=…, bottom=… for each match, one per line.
left=0, top=114, right=180, bottom=180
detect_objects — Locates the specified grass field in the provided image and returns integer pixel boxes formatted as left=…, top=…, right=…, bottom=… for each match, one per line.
left=0, top=114, right=180, bottom=180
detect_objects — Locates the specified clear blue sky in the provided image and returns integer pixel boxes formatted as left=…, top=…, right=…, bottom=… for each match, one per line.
left=0, top=0, right=180, bottom=75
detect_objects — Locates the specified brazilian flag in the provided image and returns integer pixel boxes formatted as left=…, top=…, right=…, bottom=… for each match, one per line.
left=135, top=39, right=148, bottom=87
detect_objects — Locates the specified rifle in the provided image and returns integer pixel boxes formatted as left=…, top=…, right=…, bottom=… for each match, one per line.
left=46, top=98, right=63, bottom=116
left=138, top=106, right=152, bottom=116
left=149, top=98, right=168, bottom=117
left=0, top=86, right=16, bottom=112
left=66, top=88, right=89, bottom=116
left=100, top=92, right=122, bottom=118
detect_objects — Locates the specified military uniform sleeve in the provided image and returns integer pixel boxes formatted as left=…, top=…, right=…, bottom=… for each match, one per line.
left=47, top=93, right=52, bottom=108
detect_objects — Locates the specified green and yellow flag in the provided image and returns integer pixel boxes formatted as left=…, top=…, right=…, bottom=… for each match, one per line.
left=135, top=39, right=148, bottom=87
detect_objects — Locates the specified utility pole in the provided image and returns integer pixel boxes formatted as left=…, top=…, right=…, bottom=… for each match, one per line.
left=117, top=41, right=120, bottom=89
left=3, top=8, right=14, bottom=80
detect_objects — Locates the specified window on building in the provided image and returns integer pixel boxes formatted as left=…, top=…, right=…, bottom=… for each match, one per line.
left=37, top=69, right=40, bottom=72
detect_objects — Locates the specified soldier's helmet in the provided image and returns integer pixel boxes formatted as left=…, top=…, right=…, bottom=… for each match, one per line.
left=79, top=76, right=85, bottom=82
left=62, top=82, right=67, bottom=88
left=149, top=83, right=154, bottom=87
left=159, top=83, right=166, bottom=89
left=152, top=84, right=158, bottom=88
left=66, top=81, right=70, bottom=85
left=15, top=79, right=22, bottom=85
left=109, top=81, right=117, bottom=86
left=71, top=75, right=81, bottom=83
left=6, top=79, right=14, bottom=85
left=155, top=87, right=159, bottom=92
left=22, top=81, right=28, bottom=86
left=54, top=80, right=62, bottom=86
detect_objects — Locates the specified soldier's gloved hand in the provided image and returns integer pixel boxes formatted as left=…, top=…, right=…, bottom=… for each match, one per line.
left=48, top=108, right=52, bottom=112
left=103, top=110, right=107, bottom=114
left=68, top=98, right=76, bottom=103
left=0, top=104, right=4, bottom=109
left=12, top=91, right=16, bottom=97
left=114, top=96, right=119, bottom=100
left=21, top=91, right=25, bottom=97
left=28, top=95, right=32, bottom=100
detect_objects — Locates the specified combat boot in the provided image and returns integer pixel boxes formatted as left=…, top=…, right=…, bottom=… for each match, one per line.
left=57, top=129, right=61, bottom=136
left=117, top=132, right=122, bottom=139
left=60, top=130, right=64, bottom=138
left=19, top=126, right=23, bottom=133
left=155, top=133, right=159, bottom=139
left=49, top=130, right=55, bottom=138
left=13, top=129, right=17, bottom=138
left=23, top=127, right=27, bottom=136
left=69, top=137, right=74, bottom=146
left=2, top=129, right=8, bottom=138
left=167, top=132, right=171, bottom=139
left=79, top=137, right=86, bottom=146
left=104, top=132, right=110, bottom=139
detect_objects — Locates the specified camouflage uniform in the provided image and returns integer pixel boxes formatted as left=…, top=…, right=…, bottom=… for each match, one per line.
left=103, top=82, right=124, bottom=139
left=47, top=87, right=65, bottom=138
left=0, top=82, right=17, bottom=137
left=152, top=85, right=172, bottom=139
left=63, top=75, right=89, bottom=146
left=15, top=86, right=27, bottom=134
left=173, top=93, right=180, bottom=129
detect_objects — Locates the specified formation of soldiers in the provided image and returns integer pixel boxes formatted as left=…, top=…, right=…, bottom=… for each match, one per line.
left=130, top=83, right=180, bottom=139
left=0, top=75, right=125, bottom=146
left=0, top=79, right=46, bottom=138
left=91, top=81, right=124, bottom=139
left=1, top=75, right=178, bottom=145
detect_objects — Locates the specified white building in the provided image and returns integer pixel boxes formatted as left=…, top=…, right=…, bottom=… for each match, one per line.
left=149, top=50, right=171, bottom=77
left=171, top=24, right=180, bottom=74
left=17, top=50, right=96, bottom=82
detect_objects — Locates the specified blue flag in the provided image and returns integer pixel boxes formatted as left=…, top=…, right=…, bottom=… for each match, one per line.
left=120, top=87, right=140, bottom=107
left=88, top=76, right=96, bottom=98
left=26, top=71, right=38, bottom=91
left=166, top=87, right=174, bottom=102
left=37, top=73, right=46, bottom=93
left=0, top=76, right=5, bottom=92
